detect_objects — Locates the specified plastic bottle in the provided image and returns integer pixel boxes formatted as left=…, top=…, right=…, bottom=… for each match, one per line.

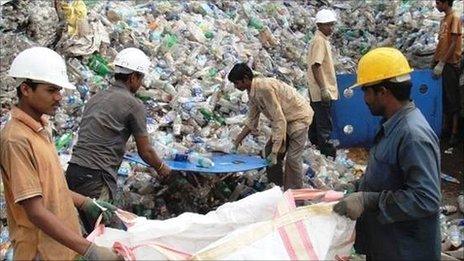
left=448, top=224, right=462, bottom=247
left=158, top=111, right=176, bottom=126
left=249, top=17, right=264, bottom=31
left=87, top=53, right=110, bottom=77
left=55, top=132, right=74, bottom=152
left=173, top=114, right=182, bottom=136
left=188, top=152, right=214, bottom=168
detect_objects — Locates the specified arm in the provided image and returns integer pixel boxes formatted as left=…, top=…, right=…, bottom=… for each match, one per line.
left=377, top=139, right=441, bottom=224
left=135, top=135, right=170, bottom=176
left=20, top=196, right=90, bottom=255
left=311, top=63, right=325, bottom=90
left=70, top=190, right=87, bottom=209
left=234, top=125, right=251, bottom=147
left=442, top=34, right=458, bottom=63
left=261, top=87, right=287, bottom=154
left=237, top=101, right=260, bottom=146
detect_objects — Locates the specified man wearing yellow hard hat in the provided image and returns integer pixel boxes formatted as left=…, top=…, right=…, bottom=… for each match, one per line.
left=333, top=47, right=441, bottom=260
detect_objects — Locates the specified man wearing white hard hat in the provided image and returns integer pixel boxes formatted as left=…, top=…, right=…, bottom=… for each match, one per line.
left=66, top=48, right=171, bottom=232
left=0, top=47, right=122, bottom=260
left=306, top=9, right=338, bottom=158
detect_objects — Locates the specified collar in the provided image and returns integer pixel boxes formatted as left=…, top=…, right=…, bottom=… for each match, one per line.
left=381, top=101, right=415, bottom=138
left=112, top=80, right=131, bottom=91
left=250, top=78, right=259, bottom=98
left=11, top=106, right=49, bottom=133
left=315, top=30, right=329, bottom=41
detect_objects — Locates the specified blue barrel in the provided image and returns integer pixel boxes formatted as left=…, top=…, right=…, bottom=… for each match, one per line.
left=331, top=69, right=442, bottom=148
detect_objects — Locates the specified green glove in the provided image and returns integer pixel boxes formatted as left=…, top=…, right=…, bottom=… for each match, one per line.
left=80, top=198, right=117, bottom=225
left=333, top=192, right=379, bottom=220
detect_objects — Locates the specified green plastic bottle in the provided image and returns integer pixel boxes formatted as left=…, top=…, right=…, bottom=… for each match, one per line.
left=55, top=132, right=74, bottom=152
left=249, top=17, right=264, bottom=31
left=88, top=53, right=110, bottom=77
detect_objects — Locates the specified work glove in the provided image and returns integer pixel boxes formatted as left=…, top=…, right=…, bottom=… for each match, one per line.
left=433, top=61, right=445, bottom=78
left=333, top=192, right=379, bottom=220
left=80, top=198, right=117, bottom=225
left=266, top=153, right=278, bottom=166
left=83, top=243, right=124, bottom=261
left=333, top=180, right=359, bottom=193
left=321, top=88, right=331, bottom=102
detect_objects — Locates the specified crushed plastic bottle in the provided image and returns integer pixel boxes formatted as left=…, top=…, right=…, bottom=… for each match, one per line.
left=188, top=152, right=214, bottom=168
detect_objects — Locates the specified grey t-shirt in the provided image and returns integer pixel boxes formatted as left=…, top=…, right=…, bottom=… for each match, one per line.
left=70, top=81, right=147, bottom=179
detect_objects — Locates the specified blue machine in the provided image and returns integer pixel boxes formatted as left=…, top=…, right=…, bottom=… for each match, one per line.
left=123, top=152, right=268, bottom=174
left=331, top=69, right=442, bottom=148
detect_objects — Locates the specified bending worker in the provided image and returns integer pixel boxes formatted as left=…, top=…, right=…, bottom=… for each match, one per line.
left=333, top=47, right=441, bottom=260
left=0, top=47, right=122, bottom=260
left=66, top=48, right=171, bottom=233
left=229, top=63, right=313, bottom=190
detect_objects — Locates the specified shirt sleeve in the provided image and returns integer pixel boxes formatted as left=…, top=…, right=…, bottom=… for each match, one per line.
left=376, top=139, right=441, bottom=224
left=2, top=141, right=43, bottom=203
left=450, top=14, right=462, bottom=35
left=307, top=38, right=326, bottom=66
left=245, top=101, right=260, bottom=132
left=128, top=101, right=148, bottom=137
left=261, top=87, right=287, bottom=154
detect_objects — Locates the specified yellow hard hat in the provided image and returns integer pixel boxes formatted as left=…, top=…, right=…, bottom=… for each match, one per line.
left=350, top=47, right=413, bottom=88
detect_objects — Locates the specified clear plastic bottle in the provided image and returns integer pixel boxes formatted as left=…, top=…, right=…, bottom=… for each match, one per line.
left=188, top=152, right=214, bottom=168
left=173, top=114, right=182, bottom=136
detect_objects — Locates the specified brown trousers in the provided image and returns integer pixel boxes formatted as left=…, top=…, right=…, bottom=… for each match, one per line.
left=264, top=126, right=308, bottom=190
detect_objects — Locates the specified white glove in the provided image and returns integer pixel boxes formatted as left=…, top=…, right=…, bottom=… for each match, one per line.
left=433, top=61, right=445, bottom=77
left=321, top=88, right=331, bottom=102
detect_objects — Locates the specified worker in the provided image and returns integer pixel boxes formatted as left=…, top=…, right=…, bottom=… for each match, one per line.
left=306, top=9, right=339, bottom=158
left=432, top=0, right=462, bottom=146
left=229, top=63, right=314, bottom=190
left=66, top=47, right=171, bottom=233
left=0, top=47, right=122, bottom=260
left=333, top=47, right=441, bottom=260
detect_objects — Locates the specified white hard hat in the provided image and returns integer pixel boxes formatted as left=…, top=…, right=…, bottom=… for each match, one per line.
left=8, top=47, right=75, bottom=90
left=113, top=48, right=151, bottom=75
left=315, top=9, right=337, bottom=24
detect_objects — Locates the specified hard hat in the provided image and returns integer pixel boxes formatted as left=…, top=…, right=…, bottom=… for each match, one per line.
left=113, top=48, right=151, bottom=75
left=350, top=47, right=413, bottom=88
left=8, top=47, right=75, bottom=90
left=315, top=9, right=337, bottom=24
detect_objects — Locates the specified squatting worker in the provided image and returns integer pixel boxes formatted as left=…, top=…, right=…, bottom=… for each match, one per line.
left=333, top=47, right=441, bottom=260
left=0, top=47, right=122, bottom=260
left=229, top=63, right=314, bottom=190
left=66, top=48, right=172, bottom=233
left=306, top=9, right=339, bottom=158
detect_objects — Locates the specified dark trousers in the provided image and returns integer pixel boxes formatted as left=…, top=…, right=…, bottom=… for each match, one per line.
left=309, top=101, right=336, bottom=158
left=66, top=163, right=117, bottom=234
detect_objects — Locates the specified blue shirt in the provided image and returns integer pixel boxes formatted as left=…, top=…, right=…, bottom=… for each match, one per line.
left=356, top=102, right=441, bottom=260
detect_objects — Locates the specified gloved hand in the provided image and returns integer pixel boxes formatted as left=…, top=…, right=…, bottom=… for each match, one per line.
left=333, top=192, right=379, bottom=220
left=333, top=180, right=358, bottom=193
left=83, top=243, right=124, bottom=261
left=266, top=153, right=278, bottom=166
left=80, top=198, right=117, bottom=225
left=321, top=88, right=331, bottom=102
left=433, top=61, right=445, bottom=78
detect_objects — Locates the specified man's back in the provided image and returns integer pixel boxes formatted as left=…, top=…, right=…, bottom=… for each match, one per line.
left=70, top=81, right=147, bottom=178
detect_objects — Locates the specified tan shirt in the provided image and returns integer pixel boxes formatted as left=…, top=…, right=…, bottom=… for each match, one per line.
left=306, top=30, right=339, bottom=102
left=434, top=10, right=462, bottom=64
left=246, top=77, right=314, bottom=154
left=0, top=107, right=81, bottom=260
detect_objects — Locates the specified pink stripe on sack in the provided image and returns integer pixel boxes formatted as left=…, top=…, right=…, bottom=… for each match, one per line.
left=295, top=220, right=318, bottom=260
left=278, top=227, right=298, bottom=260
